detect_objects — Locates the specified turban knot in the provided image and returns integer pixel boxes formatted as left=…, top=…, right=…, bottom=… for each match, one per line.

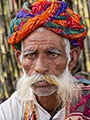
left=7, top=0, right=87, bottom=51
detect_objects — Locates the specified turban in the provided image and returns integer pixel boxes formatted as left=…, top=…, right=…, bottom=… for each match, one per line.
left=7, top=0, right=87, bottom=51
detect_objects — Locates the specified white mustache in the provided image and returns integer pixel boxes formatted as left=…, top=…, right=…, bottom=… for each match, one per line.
left=21, top=73, right=60, bottom=86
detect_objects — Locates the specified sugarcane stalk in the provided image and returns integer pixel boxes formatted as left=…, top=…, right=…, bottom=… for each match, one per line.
left=1, top=82, right=6, bottom=99
left=82, top=0, right=90, bottom=72
left=77, top=0, right=87, bottom=72
left=86, top=0, right=90, bottom=17
left=19, top=0, right=21, bottom=10
left=72, top=0, right=78, bottom=13
left=1, top=0, right=15, bottom=96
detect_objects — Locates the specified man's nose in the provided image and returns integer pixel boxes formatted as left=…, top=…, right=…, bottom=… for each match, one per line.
left=34, top=56, right=49, bottom=74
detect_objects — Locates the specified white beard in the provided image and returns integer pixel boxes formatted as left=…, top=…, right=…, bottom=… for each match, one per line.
left=16, top=65, right=80, bottom=106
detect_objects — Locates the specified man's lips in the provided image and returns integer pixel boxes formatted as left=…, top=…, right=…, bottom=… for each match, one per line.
left=35, top=80, right=49, bottom=86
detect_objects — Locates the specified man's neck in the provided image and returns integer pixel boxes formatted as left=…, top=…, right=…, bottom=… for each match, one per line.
left=36, top=92, right=62, bottom=115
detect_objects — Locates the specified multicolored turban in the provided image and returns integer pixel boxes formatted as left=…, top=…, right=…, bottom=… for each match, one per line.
left=7, top=0, right=87, bottom=51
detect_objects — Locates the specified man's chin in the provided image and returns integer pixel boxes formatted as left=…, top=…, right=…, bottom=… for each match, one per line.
left=33, top=89, right=57, bottom=96
left=30, top=84, right=58, bottom=96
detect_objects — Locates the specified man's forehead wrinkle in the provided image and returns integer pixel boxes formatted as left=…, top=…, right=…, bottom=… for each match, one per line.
left=23, top=39, right=55, bottom=47
left=23, top=40, right=56, bottom=48
left=23, top=38, right=65, bottom=47
left=23, top=44, right=65, bottom=52
left=23, top=32, right=63, bottom=43
left=24, top=38, right=58, bottom=43
left=23, top=30, right=66, bottom=53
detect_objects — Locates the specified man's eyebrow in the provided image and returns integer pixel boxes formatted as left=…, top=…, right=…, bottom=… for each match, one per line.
left=24, top=50, right=35, bottom=55
left=48, top=48, right=61, bottom=54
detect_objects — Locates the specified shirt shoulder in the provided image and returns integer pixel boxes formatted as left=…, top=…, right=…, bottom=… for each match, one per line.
left=0, top=90, right=25, bottom=120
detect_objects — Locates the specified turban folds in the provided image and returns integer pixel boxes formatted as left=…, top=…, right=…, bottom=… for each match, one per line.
left=7, top=0, right=87, bottom=51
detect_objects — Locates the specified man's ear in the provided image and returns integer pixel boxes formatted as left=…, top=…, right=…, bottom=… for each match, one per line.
left=68, top=48, right=80, bottom=71
left=15, top=50, right=22, bottom=68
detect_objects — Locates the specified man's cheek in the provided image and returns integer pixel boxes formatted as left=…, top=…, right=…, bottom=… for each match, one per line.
left=51, top=63, right=66, bottom=76
left=22, top=60, right=33, bottom=73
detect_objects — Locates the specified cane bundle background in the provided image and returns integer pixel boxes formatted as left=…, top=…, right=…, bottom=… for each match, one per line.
left=0, top=0, right=90, bottom=103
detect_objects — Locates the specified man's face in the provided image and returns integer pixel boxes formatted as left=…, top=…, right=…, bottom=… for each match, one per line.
left=20, top=29, right=68, bottom=96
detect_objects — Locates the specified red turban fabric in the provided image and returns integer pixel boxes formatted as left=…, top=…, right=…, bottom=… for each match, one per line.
left=7, top=0, right=87, bottom=51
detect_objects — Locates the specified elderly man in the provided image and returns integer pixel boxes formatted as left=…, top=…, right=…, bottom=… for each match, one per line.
left=0, top=0, right=90, bottom=120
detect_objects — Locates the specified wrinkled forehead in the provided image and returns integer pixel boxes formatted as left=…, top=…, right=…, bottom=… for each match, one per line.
left=22, top=28, right=67, bottom=52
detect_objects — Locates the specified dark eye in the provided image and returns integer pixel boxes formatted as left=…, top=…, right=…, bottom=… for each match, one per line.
left=27, top=53, right=36, bottom=59
left=49, top=52, right=58, bottom=58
